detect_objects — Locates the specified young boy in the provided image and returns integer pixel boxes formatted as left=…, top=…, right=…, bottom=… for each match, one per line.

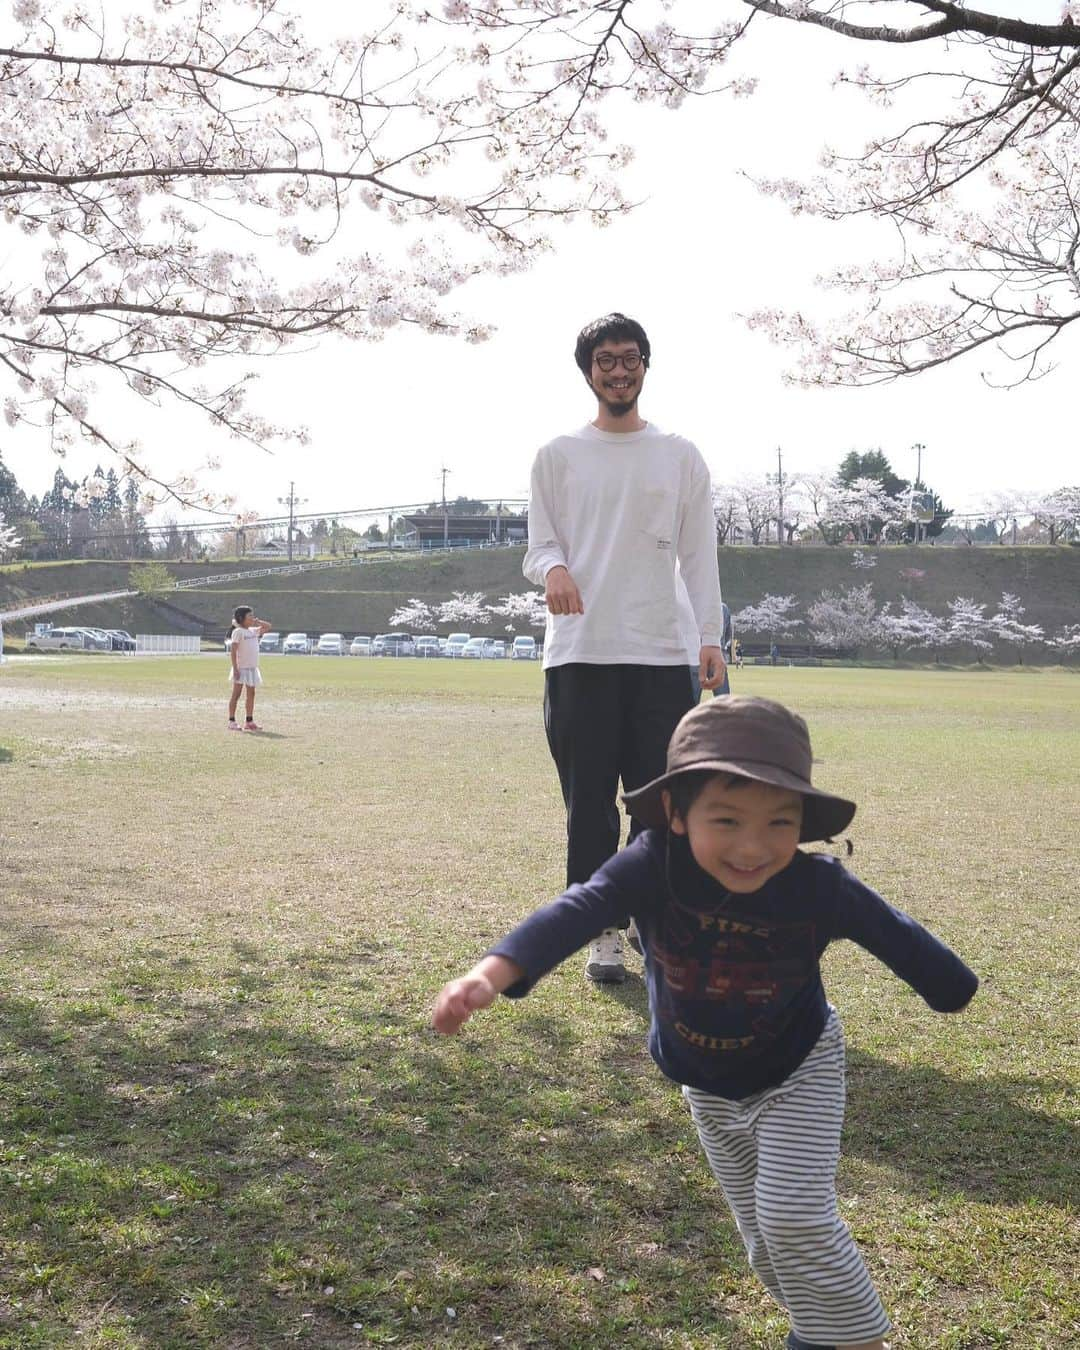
left=432, top=695, right=978, bottom=1350
left=227, top=606, right=271, bottom=732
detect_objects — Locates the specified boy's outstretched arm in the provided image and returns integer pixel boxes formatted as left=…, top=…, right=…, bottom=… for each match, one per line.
left=432, top=955, right=524, bottom=1035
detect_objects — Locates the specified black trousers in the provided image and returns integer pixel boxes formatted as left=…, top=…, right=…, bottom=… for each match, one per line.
left=543, top=663, right=698, bottom=889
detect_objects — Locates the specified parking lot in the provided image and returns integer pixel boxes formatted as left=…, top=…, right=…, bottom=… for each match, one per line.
left=252, top=630, right=541, bottom=660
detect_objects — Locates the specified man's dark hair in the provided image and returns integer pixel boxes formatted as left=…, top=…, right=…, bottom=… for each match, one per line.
left=574, top=312, right=651, bottom=379
left=665, top=770, right=750, bottom=825
left=233, top=605, right=253, bottom=626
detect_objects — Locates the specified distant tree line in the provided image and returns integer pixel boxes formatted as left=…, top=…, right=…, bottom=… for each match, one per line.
left=0, top=458, right=158, bottom=561
left=714, top=450, right=1079, bottom=547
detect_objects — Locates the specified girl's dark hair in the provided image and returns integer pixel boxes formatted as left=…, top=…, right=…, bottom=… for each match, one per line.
left=574, top=312, right=651, bottom=378
left=233, top=606, right=253, bottom=626
left=665, top=769, right=751, bottom=826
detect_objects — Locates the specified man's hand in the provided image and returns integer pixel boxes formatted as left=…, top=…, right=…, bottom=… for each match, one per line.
left=544, top=565, right=584, bottom=616
left=699, top=645, right=727, bottom=692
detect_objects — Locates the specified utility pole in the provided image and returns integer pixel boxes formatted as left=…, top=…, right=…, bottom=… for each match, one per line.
left=277, top=481, right=307, bottom=562
left=776, top=446, right=785, bottom=546
left=440, top=466, right=451, bottom=549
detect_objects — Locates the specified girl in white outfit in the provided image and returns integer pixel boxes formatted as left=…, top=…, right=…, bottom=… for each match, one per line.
left=228, top=605, right=271, bottom=731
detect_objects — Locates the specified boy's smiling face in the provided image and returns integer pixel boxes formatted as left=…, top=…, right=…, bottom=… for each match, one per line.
left=664, top=775, right=803, bottom=893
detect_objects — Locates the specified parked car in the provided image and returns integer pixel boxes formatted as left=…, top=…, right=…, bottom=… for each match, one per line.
left=105, top=629, right=137, bottom=651
left=373, top=633, right=415, bottom=657
left=414, top=635, right=441, bottom=658
left=77, top=627, right=113, bottom=651
left=259, top=631, right=281, bottom=653
left=315, top=632, right=345, bottom=656
left=25, top=625, right=88, bottom=651
left=484, top=639, right=506, bottom=659
left=511, top=635, right=538, bottom=660
left=461, top=637, right=488, bottom=659
left=282, top=632, right=311, bottom=654
left=349, top=635, right=372, bottom=656
left=437, top=638, right=449, bottom=655
left=445, top=632, right=470, bottom=658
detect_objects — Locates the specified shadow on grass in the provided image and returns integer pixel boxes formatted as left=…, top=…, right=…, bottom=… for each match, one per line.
left=844, top=1049, right=1077, bottom=1204
left=2, top=935, right=1074, bottom=1349
left=0, top=946, right=743, bottom=1350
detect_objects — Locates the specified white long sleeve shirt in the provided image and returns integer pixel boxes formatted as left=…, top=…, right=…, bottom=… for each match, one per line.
left=523, top=423, right=724, bottom=668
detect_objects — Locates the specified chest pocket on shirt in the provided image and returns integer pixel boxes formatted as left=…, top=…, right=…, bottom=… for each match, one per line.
left=636, top=485, right=676, bottom=549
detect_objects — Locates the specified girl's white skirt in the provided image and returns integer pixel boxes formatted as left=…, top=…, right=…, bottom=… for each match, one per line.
left=230, top=667, right=263, bottom=687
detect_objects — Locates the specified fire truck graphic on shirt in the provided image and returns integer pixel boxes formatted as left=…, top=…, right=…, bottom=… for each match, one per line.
left=649, top=903, right=819, bottom=1052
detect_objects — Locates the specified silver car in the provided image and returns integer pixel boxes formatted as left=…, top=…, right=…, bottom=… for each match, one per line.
left=282, top=631, right=311, bottom=654
left=25, top=626, right=89, bottom=651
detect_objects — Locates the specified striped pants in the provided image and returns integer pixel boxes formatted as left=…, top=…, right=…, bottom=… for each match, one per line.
left=683, top=1013, right=892, bottom=1346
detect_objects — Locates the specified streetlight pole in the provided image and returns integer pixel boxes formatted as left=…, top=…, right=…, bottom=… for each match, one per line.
left=776, top=446, right=784, bottom=546
left=440, top=466, right=451, bottom=549
left=277, top=481, right=307, bottom=562
left=912, top=443, right=925, bottom=545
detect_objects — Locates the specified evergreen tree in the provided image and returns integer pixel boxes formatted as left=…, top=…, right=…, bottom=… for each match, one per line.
left=0, top=456, right=30, bottom=521
left=837, top=450, right=908, bottom=499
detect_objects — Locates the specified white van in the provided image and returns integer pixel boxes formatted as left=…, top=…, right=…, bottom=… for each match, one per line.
left=25, top=626, right=88, bottom=651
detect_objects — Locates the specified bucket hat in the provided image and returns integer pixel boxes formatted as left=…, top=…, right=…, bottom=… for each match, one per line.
left=621, top=695, right=856, bottom=843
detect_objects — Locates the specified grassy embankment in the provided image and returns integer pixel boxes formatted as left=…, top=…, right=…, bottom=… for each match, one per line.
left=2, top=547, right=1078, bottom=659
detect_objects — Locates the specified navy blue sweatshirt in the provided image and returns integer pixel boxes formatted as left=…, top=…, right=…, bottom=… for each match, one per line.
left=490, top=831, right=978, bottom=1100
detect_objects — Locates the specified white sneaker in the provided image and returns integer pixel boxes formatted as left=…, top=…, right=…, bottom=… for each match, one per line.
left=626, top=918, right=643, bottom=955
left=585, top=928, right=626, bottom=983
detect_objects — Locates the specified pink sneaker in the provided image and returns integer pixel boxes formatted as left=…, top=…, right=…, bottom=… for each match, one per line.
left=242, top=721, right=263, bottom=732
left=227, top=720, right=241, bottom=731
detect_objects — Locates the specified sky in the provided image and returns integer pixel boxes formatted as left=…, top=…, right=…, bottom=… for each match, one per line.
left=3, top=0, right=1076, bottom=530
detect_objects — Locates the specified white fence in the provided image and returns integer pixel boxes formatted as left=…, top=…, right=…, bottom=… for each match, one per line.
left=136, top=634, right=201, bottom=654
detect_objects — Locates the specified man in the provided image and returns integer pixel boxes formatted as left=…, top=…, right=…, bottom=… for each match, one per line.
left=524, top=312, right=725, bottom=983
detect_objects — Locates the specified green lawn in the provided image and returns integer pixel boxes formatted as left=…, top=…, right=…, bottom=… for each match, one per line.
left=1, top=656, right=1077, bottom=1348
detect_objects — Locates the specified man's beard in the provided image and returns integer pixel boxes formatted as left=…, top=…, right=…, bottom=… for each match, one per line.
left=595, top=382, right=639, bottom=419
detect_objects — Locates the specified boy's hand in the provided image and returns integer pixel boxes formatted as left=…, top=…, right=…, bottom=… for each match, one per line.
left=431, top=974, right=498, bottom=1035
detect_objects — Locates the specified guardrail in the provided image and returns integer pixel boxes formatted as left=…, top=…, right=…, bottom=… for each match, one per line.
left=0, top=589, right=136, bottom=622
left=172, top=558, right=361, bottom=590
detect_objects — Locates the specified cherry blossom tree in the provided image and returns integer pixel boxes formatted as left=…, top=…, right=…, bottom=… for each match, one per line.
left=388, top=598, right=436, bottom=630
left=732, top=593, right=801, bottom=642
left=733, top=476, right=780, bottom=546
left=712, top=484, right=742, bottom=546
left=1031, top=486, right=1080, bottom=544
left=830, top=477, right=901, bottom=545
left=989, top=592, right=1044, bottom=664
left=1051, top=623, right=1080, bottom=656
left=432, top=2, right=1080, bottom=389
left=15, top=0, right=1080, bottom=509
left=807, top=582, right=879, bottom=656
left=0, top=0, right=635, bottom=503
left=946, top=596, right=993, bottom=661
left=487, top=590, right=546, bottom=630
left=981, top=490, right=1030, bottom=545
left=436, top=590, right=487, bottom=627
left=797, top=471, right=845, bottom=545
left=737, top=6, right=1080, bottom=387
left=876, top=597, right=947, bottom=662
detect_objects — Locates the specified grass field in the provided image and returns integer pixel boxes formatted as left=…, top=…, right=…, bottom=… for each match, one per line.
left=1, top=655, right=1077, bottom=1349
